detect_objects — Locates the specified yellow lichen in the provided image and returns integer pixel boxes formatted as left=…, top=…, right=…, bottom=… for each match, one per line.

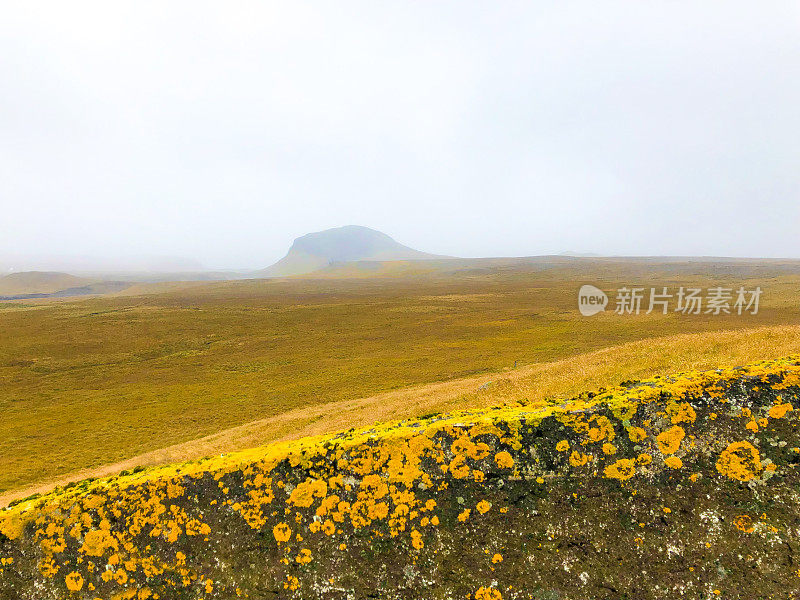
left=734, top=514, right=754, bottom=533
left=475, top=586, right=503, bottom=600
left=494, top=451, right=514, bottom=468
left=569, top=451, right=590, bottom=467
left=272, top=522, right=292, bottom=543
left=627, top=426, right=647, bottom=443
left=769, top=403, right=793, bottom=419
left=716, top=441, right=762, bottom=482
left=656, top=426, right=685, bottom=455
left=604, top=459, right=636, bottom=481
left=65, top=571, right=84, bottom=592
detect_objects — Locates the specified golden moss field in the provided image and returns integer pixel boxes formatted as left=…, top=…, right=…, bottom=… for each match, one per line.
left=1, top=258, right=800, bottom=505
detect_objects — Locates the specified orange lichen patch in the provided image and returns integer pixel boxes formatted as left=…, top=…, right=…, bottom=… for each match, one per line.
left=602, top=443, right=616, bottom=455
left=769, top=403, right=793, bottom=419
left=65, top=571, right=84, bottom=591
left=716, top=441, right=762, bottom=482
left=556, top=440, right=570, bottom=452
left=295, top=549, right=312, bottom=565
left=494, top=451, right=514, bottom=469
left=80, top=528, right=119, bottom=557
left=457, top=509, right=471, bottom=522
left=185, top=519, right=211, bottom=537
left=734, top=514, right=754, bottom=533
left=448, top=456, right=472, bottom=479
left=491, top=553, right=503, bottom=564
left=664, top=456, right=683, bottom=469
left=475, top=586, right=503, bottom=600
left=637, top=453, right=653, bottom=466
left=656, top=426, right=685, bottom=455
left=627, top=427, right=647, bottom=443
left=666, top=401, right=696, bottom=424
left=587, top=416, right=615, bottom=442
left=288, top=478, right=328, bottom=508
left=476, top=500, right=492, bottom=514
left=569, top=451, right=590, bottom=467
left=272, top=522, right=292, bottom=543
left=604, top=459, right=636, bottom=481
left=410, top=529, right=423, bottom=550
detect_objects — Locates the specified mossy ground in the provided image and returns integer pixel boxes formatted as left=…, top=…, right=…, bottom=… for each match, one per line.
left=2, top=357, right=800, bottom=599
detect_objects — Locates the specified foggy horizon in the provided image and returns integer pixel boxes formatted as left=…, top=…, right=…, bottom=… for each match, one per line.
left=3, top=1, right=800, bottom=271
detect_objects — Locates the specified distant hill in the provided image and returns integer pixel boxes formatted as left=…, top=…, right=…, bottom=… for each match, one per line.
left=0, top=271, right=92, bottom=295
left=261, top=225, right=446, bottom=277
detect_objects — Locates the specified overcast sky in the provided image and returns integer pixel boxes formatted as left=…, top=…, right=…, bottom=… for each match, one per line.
left=2, top=1, right=799, bottom=270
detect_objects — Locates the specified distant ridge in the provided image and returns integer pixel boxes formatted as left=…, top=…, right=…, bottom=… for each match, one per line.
left=261, top=225, right=446, bottom=277
left=0, top=271, right=91, bottom=295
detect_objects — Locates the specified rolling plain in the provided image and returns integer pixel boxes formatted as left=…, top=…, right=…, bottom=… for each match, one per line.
left=2, top=257, right=800, bottom=503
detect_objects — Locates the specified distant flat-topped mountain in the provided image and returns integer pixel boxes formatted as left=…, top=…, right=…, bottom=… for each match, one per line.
left=261, top=225, right=446, bottom=277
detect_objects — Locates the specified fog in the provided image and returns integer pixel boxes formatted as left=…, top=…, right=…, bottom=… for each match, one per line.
left=2, top=1, right=799, bottom=270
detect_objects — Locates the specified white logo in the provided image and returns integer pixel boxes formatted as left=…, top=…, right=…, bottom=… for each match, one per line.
left=578, top=284, right=608, bottom=316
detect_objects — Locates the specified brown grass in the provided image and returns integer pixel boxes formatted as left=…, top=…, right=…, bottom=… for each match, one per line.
left=3, top=323, right=799, bottom=508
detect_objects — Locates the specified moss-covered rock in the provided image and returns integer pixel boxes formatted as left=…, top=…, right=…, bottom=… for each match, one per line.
left=2, top=357, right=800, bottom=599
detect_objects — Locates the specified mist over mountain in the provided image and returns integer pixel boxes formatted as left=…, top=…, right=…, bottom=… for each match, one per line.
left=261, top=225, right=447, bottom=277
left=0, top=255, right=206, bottom=275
